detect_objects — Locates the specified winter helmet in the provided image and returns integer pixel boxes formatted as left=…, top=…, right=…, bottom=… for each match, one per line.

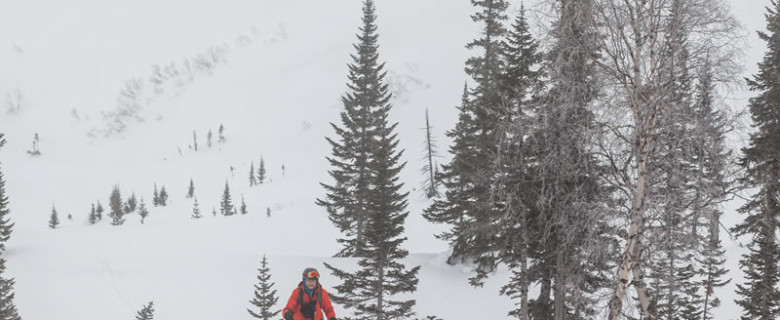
left=302, top=267, right=320, bottom=281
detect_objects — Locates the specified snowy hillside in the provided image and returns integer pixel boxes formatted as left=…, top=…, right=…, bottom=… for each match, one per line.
left=0, top=0, right=768, bottom=319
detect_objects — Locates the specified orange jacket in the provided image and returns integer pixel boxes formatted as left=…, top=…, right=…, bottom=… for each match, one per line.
left=283, top=282, right=337, bottom=320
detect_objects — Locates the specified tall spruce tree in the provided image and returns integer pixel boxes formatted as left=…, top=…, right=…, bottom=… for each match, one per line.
left=221, top=182, right=234, bottom=216
left=248, top=255, right=280, bottom=320
left=317, top=0, right=396, bottom=257
left=423, top=0, right=509, bottom=265
left=0, top=258, right=21, bottom=320
left=691, top=61, right=731, bottom=320
left=325, top=97, right=420, bottom=320
left=732, top=1, right=780, bottom=319
left=323, top=2, right=420, bottom=319
left=109, top=186, right=125, bottom=226
left=0, top=166, right=14, bottom=253
left=135, top=301, right=154, bottom=320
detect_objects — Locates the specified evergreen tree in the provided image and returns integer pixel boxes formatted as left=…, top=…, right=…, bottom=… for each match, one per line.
left=212, top=207, right=217, bottom=217
left=96, top=201, right=104, bottom=221
left=126, top=193, right=137, bottom=213
left=48, top=206, right=59, bottom=229
left=248, top=255, right=280, bottom=320
left=221, top=182, right=234, bottom=216
left=258, top=157, right=266, bottom=184
left=207, top=129, right=213, bottom=148
left=325, top=101, right=420, bottom=320
left=88, top=203, right=98, bottom=225
left=135, top=301, right=154, bottom=320
left=249, top=162, right=257, bottom=186
left=187, top=178, right=195, bottom=199
left=193, top=130, right=198, bottom=151
left=733, top=2, right=780, bottom=319
left=137, top=199, right=149, bottom=224
left=109, top=186, right=125, bottom=226
left=324, top=3, right=419, bottom=317
left=192, top=197, right=202, bottom=219
left=158, top=186, right=168, bottom=206
left=0, top=259, right=21, bottom=320
left=240, top=195, right=248, bottom=215
left=421, top=108, right=439, bottom=198
left=152, top=183, right=160, bottom=207
left=691, top=61, right=731, bottom=320
left=218, top=123, right=226, bottom=143
left=424, top=0, right=509, bottom=265
left=0, top=167, right=14, bottom=252
left=316, top=0, right=396, bottom=257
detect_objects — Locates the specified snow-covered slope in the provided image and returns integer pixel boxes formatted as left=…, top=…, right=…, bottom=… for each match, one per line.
left=0, top=0, right=766, bottom=319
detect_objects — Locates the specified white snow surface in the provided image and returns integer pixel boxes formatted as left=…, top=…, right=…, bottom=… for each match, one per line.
left=0, top=0, right=767, bottom=319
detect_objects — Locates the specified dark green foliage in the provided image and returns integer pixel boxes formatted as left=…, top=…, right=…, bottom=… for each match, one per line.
left=48, top=206, right=59, bottom=229
left=732, top=2, right=780, bottom=319
left=248, top=255, right=280, bottom=320
left=221, top=182, right=234, bottom=216
left=316, top=0, right=400, bottom=257
left=323, top=1, right=419, bottom=319
left=424, top=0, right=510, bottom=266
left=135, top=301, right=154, bottom=320
left=109, top=186, right=125, bottom=226
left=0, top=168, right=14, bottom=252
left=0, top=259, right=21, bottom=320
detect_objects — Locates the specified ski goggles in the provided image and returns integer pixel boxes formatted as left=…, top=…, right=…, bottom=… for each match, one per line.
left=304, top=270, right=320, bottom=280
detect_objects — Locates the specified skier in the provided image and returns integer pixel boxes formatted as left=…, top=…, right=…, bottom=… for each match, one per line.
left=283, top=267, right=337, bottom=320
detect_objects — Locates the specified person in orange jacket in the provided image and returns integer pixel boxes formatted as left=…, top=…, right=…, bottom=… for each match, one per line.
left=283, top=267, right=337, bottom=320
